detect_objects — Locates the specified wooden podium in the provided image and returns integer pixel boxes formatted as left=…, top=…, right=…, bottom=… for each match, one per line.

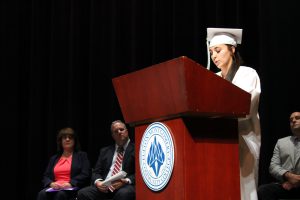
left=112, top=56, right=250, bottom=200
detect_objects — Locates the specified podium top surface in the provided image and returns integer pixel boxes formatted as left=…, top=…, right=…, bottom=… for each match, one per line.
left=112, top=56, right=250, bottom=126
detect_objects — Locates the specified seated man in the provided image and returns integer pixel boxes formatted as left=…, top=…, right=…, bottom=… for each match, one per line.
left=77, top=120, right=135, bottom=200
left=258, top=111, right=300, bottom=200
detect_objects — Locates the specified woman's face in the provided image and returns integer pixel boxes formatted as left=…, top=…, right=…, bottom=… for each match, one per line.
left=62, top=134, right=75, bottom=150
left=209, top=44, right=234, bottom=70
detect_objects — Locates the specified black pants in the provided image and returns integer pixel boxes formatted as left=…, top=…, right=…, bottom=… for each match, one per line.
left=37, top=188, right=77, bottom=200
left=257, top=182, right=300, bottom=200
left=77, top=185, right=135, bottom=200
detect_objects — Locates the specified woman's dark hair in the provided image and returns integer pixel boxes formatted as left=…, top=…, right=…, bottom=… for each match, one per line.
left=225, top=44, right=244, bottom=82
left=56, top=127, right=81, bottom=152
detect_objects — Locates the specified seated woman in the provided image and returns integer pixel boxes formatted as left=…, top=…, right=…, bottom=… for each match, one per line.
left=37, top=127, right=91, bottom=200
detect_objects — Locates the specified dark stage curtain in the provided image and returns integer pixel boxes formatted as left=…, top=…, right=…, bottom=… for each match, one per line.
left=1, top=0, right=300, bottom=199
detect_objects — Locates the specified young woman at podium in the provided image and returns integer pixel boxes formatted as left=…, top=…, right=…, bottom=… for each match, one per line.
left=206, top=27, right=261, bottom=200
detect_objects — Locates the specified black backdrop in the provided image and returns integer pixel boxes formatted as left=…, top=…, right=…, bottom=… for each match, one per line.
left=2, top=0, right=300, bottom=199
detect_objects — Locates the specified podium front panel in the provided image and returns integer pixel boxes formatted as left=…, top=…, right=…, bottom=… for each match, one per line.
left=135, top=118, right=240, bottom=200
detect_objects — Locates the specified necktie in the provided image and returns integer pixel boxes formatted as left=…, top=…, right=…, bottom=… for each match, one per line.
left=108, top=146, right=124, bottom=192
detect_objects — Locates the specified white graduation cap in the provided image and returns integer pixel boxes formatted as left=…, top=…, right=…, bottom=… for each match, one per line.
left=206, top=28, right=243, bottom=69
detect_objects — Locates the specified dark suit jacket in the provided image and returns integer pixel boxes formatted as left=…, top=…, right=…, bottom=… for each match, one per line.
left=42, top=151, right=91, bottom=188
left=92, top=141, right=135, bottom=185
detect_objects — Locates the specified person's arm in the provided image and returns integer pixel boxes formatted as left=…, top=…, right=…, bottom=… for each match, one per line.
left=283, top=171, right=300, bottom=188
left=122, top=142, right=135, bottom=185
left=92, top=147, right=115, bottom=192
left=91, top=147, right=112, bottom=183
left=41, top=155, right=58, bottom=188
left=69, top=151, right=91, bottom=187
left=234, top=68, right=261, bottom=120
left=269, top=141, right=289, bottom=182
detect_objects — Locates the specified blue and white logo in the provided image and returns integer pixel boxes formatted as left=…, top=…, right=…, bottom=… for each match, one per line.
left=139, top=122, right=174, bottom=191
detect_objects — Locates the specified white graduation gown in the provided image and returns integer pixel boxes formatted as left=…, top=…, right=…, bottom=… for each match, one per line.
left=217, top=66, right=261, bottom=200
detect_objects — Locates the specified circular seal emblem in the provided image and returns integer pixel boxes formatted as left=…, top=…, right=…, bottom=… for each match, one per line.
left=139, top=122, right=175, bottom=191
